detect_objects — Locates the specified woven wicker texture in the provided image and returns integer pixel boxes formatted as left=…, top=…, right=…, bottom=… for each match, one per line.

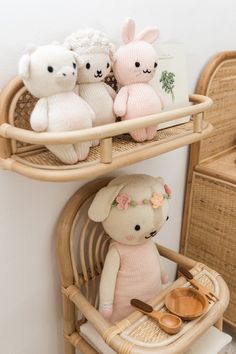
left=12, top=123, right=194, bottom=169
left=185, top=173, right=236, bottom=324
left=122, top=268, right=218, bottom=346
left=12, top=88, right=38, bottom=151
left=197, top=58, right=236, bottom=161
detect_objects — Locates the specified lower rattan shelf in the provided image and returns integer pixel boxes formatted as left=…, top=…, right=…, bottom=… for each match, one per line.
left=0, top=121, right=213, bottom=181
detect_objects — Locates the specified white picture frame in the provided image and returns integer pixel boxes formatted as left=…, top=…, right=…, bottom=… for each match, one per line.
left=151, top=41, right=190, bottom=129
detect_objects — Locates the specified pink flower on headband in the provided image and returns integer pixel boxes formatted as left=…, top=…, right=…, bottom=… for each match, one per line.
left=116, top=194, right=131, bottom=210
left=150, top=193, right=164, bottom=209
left=164, top=184, right=172, bottom=197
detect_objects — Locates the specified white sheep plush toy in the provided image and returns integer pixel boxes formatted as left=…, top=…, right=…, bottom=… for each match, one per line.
left=88, top=174, right=171, bottom=323
left=18, top=44, right=95, bottom=164
left=64, top=29, right=116, bottom=146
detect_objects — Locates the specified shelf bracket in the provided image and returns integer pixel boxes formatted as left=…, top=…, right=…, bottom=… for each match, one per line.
left=100, top=138, right=112, bottom=164
left=193, top=113, right=204, bottom=133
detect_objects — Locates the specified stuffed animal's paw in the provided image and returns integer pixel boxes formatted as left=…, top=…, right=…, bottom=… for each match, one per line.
left=99, top=304, right=113, bottom=319
left=161, top=273, right=169, bottom=285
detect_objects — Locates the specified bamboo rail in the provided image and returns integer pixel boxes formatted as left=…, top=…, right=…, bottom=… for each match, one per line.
left=0, top=94, right=212, bottom=145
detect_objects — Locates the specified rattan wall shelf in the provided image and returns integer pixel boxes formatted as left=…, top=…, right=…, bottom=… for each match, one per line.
left=0, top=77, right=213, bottom=182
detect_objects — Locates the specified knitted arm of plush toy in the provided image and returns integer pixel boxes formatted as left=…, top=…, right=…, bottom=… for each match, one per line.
left=156, top=247, right=169, bottom=284
left=99, top=246, right=120, bottom=319
left=113, top=86, right=129, bottom=117
left=103, top=83, right=116, bottom=100
left=30, top=98, right=48, bottom=132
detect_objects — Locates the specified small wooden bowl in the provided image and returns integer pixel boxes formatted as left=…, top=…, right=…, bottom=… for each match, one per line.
left=165, top=288, right=208, bottom=320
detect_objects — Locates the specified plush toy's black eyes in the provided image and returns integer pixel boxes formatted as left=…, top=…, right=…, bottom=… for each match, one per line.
left=86, top=62, right=91, bottom=69
left=135, top=61, right=140, bottom=68
left=154, top=62, right=158, bottom=68
left=134, top=224, right=141, bottom=231
left=47, top=66, right=54, bottom=73
left=107, top=62, right=110, bottom=69
left=73, top=62, right=76, bottom=69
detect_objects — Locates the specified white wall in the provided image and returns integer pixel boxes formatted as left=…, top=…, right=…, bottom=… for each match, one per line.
left=0, top=1, right=235, bottom=353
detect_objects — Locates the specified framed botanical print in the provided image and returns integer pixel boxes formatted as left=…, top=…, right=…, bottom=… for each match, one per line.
left=151, top=42, right=190, bottom=129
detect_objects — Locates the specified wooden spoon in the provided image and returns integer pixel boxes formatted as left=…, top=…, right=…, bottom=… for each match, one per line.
left=131, top=298, right=182, bottom=335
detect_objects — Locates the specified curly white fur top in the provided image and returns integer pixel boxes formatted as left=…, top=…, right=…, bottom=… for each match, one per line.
left=64, top=28, right=115, bottom=56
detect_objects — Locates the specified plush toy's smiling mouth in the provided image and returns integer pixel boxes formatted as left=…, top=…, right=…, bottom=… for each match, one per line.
left=94, top=71, right=103, bottom=78
left=143, top=69, right=152, bottom=74
left=94, top=73, right=103, bottom=78
left=145, top=230, right=157, bottom=239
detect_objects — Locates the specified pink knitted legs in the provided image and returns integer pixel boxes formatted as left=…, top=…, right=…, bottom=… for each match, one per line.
left=130, top=128, right=147, bottom=142
left=146, top=125, right=157, bottom=140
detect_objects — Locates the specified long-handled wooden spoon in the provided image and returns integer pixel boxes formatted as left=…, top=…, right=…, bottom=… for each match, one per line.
left=131, top=298, right=182, bottom=335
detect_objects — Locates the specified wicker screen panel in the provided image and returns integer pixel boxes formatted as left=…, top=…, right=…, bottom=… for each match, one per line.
left=184, top=172, right=236, bottom=324
left=9, top=86, right=38, bottom=153
left=196, top=54, right=236, bottom=162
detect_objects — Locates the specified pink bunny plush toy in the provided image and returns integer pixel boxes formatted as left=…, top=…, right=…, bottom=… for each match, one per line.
left=113, top=18, right=165, bottom=142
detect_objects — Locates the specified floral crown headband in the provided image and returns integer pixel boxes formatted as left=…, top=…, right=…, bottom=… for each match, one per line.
left=112, top=184, right=171, bottom=210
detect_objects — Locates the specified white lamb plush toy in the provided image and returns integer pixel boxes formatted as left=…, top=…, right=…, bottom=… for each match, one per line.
left=18, top=44, right=95, bottom=164
left=64, top=29, right=116, bottom=146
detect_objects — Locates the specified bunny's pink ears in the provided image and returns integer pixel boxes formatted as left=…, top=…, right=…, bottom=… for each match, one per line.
left=122, top=18, right=159, bottom=44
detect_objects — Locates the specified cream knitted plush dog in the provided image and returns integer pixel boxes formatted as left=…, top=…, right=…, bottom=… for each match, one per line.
left=19, top=44, right=95, bottom=164
left=88, top=174, right=171, bottom=323
left=64, top=29, right=116, bottom=146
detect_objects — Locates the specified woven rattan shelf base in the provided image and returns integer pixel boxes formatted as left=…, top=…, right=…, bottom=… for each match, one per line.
left=0, top=121, right=213, bottom=181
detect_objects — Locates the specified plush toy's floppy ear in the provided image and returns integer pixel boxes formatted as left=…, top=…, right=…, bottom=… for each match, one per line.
left=88, top=184, right=124, bottom=222
left=135, top=27, right=159, bottom=43
left=122, top=17, right=135, bottom=44
left=72, top=52, right=84, bottom=68
left=18, top=54, right=31, bottom=80
left=19, top=44, right=37, bottom=80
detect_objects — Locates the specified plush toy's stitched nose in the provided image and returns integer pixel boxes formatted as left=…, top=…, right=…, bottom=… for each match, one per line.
left=57, top=66, right=75, bottom=78
left=56, top=66, right=76, bottom=86
left=97, top=70, right=102, bottom=74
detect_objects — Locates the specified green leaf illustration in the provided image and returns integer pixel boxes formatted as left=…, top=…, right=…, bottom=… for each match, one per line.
left=160, top=71, right=176, bottom=102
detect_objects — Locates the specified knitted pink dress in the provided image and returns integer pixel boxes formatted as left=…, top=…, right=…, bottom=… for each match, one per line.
left=110, top=240, right=162, bottom=324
